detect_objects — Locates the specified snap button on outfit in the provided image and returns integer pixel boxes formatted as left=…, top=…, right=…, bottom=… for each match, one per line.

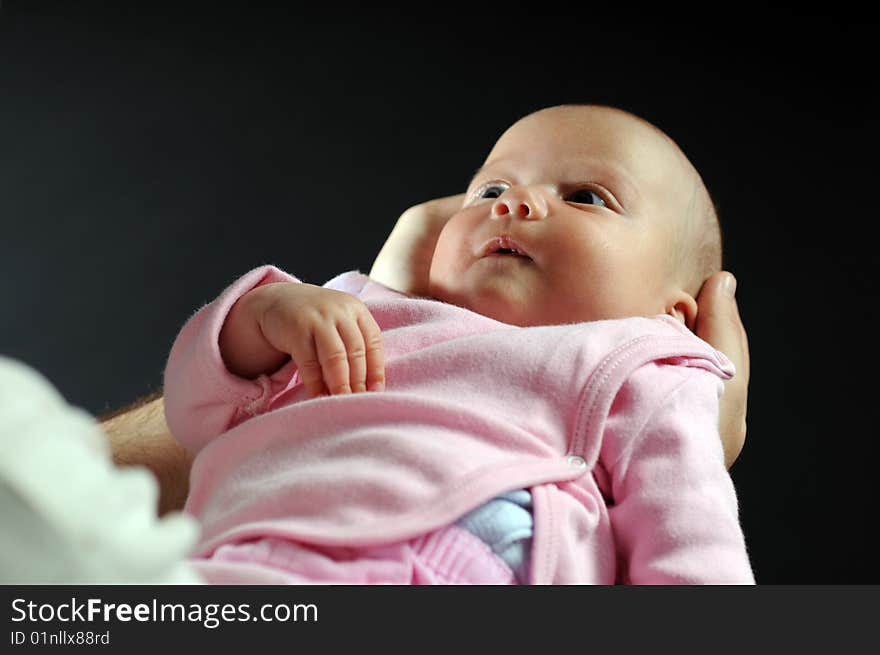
left=566, top=455, right=586, bottom=468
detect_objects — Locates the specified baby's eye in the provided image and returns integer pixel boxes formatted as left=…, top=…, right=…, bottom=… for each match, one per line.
left=566, top=189, right=606, bottom=207
left=479, top=184, right=508, bottom=199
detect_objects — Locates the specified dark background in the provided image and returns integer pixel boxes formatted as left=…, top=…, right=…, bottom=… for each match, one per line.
left=1, top=4, right=877, bottom=583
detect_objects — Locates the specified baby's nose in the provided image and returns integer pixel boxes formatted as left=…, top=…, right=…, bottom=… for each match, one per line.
left=490, top=187, right=547, bottom=221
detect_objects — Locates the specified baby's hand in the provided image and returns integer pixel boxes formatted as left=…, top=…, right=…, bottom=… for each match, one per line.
left=220, top=282, right=385, bottom=397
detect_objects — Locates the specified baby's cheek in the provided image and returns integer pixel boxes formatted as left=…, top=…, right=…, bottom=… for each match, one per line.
left=430, top=226, right=465, bottom=279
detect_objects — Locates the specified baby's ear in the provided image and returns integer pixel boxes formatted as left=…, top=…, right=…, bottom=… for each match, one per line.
left=666, top=291, right=698, bottom=331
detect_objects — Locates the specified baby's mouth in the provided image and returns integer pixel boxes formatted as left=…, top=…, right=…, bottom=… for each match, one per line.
left=480, top=236, right=533, bottom=260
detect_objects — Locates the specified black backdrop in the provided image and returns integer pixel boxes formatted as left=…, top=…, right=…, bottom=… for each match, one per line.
left=1, top=5, right=877, bottom=584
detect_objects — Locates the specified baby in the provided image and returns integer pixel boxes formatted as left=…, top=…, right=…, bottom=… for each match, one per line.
left=164, top=105, right=754, bottom=584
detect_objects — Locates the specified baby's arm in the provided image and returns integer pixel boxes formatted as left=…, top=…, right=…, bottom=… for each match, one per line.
left=220, top=282, right=385, bottom=397
left=104, top=198, right=452, bottom=516
left=163, top=267, right=385, bottom=454
left=370, top=194, right=465, bottom=297
left=603, top=365, right=754, bottom=584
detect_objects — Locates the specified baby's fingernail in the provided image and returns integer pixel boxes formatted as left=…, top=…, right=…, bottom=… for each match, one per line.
left=723, top=274, right=737, bottom=299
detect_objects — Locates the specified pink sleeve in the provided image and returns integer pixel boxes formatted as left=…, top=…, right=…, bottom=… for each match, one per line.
left=602, top=365, right=755, bottom=584
left=162, top=265, right=301, bottom=455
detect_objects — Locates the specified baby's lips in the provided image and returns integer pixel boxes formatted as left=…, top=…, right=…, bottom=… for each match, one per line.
left=478, top=235, right=533, bottom=259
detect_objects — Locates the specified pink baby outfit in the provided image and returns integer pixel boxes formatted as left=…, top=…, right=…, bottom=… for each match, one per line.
left=164, top=266, right=755, bottom=584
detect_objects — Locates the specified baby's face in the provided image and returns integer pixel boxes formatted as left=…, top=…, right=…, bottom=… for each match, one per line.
left=428, top=105, right=699, bottom=327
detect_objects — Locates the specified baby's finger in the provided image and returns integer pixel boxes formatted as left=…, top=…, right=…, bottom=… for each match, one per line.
left=335, top=318, right=368, bottom=393
left=357, top=312, right=385, bottom=392
left=289, top=335, right=327, bottom=399
left=313, top=323, right=352, bottom=395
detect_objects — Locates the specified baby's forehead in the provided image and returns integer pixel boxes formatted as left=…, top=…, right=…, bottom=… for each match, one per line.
left=489, top=105, right=697, bottom=207
left=502, top=105, right=684, bottom=168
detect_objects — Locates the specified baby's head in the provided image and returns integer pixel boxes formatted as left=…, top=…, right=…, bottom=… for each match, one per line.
left=428, top=104, right=721, bottom=330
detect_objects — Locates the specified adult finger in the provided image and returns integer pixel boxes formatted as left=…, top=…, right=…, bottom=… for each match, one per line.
left=695, top=271, right=750, bottom=468
left=695, top=272, right=748, bottom=374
